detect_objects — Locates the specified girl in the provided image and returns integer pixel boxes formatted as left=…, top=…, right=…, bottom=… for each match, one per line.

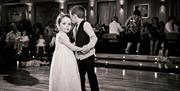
left=49, top=13, right=82, bottom=91
left=19, top=30, right=30, bottom=64
left=36, top=34, right=46, bottom=61
left=19, top=30, right=29, bottom=53
left=36, top=34, right=46, bottom=54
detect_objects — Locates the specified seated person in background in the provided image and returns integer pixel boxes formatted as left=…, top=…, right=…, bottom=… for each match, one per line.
left=109, top=16, right=124, bottom=35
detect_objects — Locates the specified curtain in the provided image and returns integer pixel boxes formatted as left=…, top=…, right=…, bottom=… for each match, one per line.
left=97, top=2, right=116, bottom=25
left=168, top=0, right=180, bottom=21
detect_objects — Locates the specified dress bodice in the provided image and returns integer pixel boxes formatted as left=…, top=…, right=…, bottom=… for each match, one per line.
left=54, top=32, right=73, bottom=54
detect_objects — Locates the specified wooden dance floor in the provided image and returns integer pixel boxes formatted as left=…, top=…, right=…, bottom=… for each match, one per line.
left=0, top=53, right=180, bottom=91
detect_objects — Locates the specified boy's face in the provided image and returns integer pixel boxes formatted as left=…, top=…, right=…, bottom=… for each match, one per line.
left=70, top=14, right=77, bottom=24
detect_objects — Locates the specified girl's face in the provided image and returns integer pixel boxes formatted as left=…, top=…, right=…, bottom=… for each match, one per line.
left=39, top=35, right=43, bottom=39
left=22, top=31, right=26, bottom=36
left=59, top=16, right=72, bottom=33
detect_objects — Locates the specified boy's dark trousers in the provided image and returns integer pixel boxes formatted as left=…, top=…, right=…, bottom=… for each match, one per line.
left=77, top=55, right=99, bottom=91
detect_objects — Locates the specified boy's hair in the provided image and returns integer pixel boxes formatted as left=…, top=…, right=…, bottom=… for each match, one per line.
left=71, top=6, right=85, bottom=18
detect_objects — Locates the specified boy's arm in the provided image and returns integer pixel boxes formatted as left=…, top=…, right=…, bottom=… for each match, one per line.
left=83, top=22, right=97, bottom=51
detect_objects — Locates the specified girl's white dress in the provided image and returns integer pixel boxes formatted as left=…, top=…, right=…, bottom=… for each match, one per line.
left=36, top=39, right=45, bottom=47
left=49, top=32, right=82, bottom=91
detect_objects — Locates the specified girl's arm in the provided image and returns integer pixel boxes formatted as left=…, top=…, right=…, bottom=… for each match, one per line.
left=25, top=36, right=30, bottom=42
left=58, top=32, right=82, bottom=51
left=83, top=22, right=97, bottom=50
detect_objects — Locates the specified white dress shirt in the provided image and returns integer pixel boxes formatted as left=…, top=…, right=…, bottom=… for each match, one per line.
left=165, top=22, right=179, bottom=33
left=109, top=21, right=123, bottom=35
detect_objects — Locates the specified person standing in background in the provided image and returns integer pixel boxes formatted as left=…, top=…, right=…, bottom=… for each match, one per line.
left=6, top=23, right=21, bottom=68
left=109, top=16, right=124, bottom=35
left=44, top=21, right=56, bottom=63
left=18, top=12, right=32, bottom=36
left=125, top=10, right=142, bottom=54
left=165, top=16, right=179, bottom=33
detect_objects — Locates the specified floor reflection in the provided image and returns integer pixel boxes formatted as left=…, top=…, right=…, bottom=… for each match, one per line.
left=0, top=65, right=179, bottom=91
left=3, top=69, right=39, bottom=86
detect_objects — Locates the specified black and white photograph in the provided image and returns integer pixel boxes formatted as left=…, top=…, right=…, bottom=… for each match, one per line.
left=0, top=0, right=180, bottom=91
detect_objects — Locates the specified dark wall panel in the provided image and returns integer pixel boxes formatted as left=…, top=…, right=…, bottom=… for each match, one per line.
left=34, top=2, right=59, bottom=26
